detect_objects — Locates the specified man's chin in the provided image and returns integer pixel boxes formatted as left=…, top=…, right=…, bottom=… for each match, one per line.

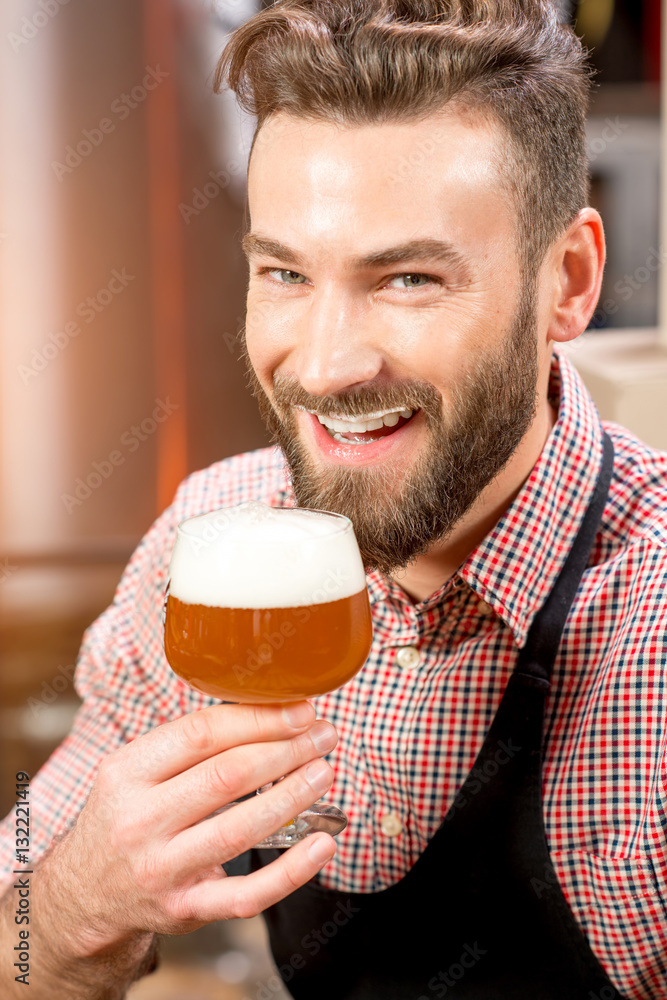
left=284, top=449, right=435, bottom=574
left=288, top=439, right=411, bottom=507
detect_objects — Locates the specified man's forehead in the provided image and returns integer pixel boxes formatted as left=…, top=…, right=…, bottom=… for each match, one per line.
left=250, top=107, right=511, bottom=198
left=247, top=110, right=517, bottom=265
left=252, top=104, right=502, bottom=148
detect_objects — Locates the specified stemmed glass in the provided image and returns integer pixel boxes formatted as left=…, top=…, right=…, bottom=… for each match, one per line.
left=163, top=501, right=373, bottom=847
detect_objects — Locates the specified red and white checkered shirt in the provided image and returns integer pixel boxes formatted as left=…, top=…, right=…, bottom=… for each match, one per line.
left=2, top=348, right=667, bottom=997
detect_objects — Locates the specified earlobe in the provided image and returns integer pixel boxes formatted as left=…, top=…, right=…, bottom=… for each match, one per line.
left=546, top=208, right=606, bottom=345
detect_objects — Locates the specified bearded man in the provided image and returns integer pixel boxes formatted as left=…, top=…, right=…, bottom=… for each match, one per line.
left=2, top=1, right=667, bottom=998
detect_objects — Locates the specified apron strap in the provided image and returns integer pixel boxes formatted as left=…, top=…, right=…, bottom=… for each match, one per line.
left=516, top=431, right=614, bottom=684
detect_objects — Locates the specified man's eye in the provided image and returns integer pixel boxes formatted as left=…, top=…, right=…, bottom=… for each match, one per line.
left=386, top=273, right=434, bottom=289
left=269, top=269, right=307, bottom=284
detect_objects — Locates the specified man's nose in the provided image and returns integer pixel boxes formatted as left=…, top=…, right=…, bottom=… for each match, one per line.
left=290, top=286, right=385, bottom=398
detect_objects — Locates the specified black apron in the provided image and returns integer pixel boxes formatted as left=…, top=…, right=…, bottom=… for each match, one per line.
left=230, top=432, right=624, bottom=999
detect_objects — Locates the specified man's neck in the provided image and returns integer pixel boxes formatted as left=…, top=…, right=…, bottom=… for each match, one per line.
left=389, top=394, right=559, bottom=604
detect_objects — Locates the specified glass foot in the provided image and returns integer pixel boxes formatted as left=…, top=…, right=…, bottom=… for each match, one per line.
left=254, top=801, right=348, bottom=849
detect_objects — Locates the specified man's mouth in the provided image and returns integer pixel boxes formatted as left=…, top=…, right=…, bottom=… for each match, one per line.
left=302, top=406, right=417, bottom=444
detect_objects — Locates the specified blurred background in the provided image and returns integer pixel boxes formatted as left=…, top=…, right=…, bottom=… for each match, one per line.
left=0, top=0, right=662, bottom=996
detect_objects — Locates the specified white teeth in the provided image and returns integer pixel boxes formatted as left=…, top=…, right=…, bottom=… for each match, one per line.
left=331, top=432, right=376, bottom=445
left=310, top=407, right=415, bottom=434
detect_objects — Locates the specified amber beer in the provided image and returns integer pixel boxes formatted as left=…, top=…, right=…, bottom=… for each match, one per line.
left=165, top=590, right=372, bottom=702
left=164, top=502, right=373, bottom=703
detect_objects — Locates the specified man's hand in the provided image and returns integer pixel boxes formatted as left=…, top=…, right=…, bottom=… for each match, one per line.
left=1, top=700, right=337, bottom=998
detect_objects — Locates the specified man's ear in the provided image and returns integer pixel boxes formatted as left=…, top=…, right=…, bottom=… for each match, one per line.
left=545, top=207, right=606, bottom=345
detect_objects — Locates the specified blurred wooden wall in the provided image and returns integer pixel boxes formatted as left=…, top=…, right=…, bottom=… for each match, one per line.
left=0, top=0, right=267, bottom=816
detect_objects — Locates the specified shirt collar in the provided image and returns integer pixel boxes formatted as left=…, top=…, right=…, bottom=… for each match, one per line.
left=457, top=347, right=604, bottom=647
left=269, top=347, right=604, bottom=646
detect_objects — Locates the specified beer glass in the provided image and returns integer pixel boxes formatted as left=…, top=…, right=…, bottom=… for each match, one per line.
left=164, top=501, right=373, bottom=847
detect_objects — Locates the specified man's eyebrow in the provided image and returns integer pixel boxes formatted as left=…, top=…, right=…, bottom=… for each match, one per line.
left=242, top=234, right=305, bottom=268
left=357, top=239, right=470, bottom=273
left=242, top=234, right=471, bottom=275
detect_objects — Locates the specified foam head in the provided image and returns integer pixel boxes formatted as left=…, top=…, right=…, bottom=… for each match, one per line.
left=168, top=501, right=367, bottom=608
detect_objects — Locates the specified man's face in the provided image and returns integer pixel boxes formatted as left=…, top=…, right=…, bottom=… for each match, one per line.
left=243, top=111, right=542, bottom=574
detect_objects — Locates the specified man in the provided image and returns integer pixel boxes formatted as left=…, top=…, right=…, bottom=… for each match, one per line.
left=1, top=0, right=666, bottom=996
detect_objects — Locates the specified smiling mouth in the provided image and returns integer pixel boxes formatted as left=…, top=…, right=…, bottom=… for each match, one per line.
left=301, top=405, right=418, bottom=444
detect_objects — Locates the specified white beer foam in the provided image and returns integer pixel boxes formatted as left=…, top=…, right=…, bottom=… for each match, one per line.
left=168, top=501, right=367, bottom=608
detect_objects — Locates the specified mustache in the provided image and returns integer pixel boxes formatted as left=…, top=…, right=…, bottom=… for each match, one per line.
left=270, top=372, right=443, bottom=421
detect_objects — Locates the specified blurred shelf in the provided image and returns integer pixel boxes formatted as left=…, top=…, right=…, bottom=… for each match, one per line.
left=565, top=328, right=667, bottom=451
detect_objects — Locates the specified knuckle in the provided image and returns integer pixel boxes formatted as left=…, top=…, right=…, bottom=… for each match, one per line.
left=280, top=860, right=306, bottom=895
left=195, top=808, right=248, bottom=863
left=91, top=757, right=127, bottom=815
left=206, top=752, right=245, bottom=801
left=265, top=781, right=303, bottom=825
left=180, top=710, right=215, bottom=754
left=230, top=884, right=261, bottom=920
left=215, top=821, right=250, bottom=864
left=107, top=810, right=143, bottom=854
left=132, top=853, right=165, bottom=895
left=239, top=702, right=273, bottom=743
left=96, top=750, right=120, bottom=784
left=246, top=702, right=265, bottom=733
left=291, top=731, right=318, bottom=767
left=163, top=888, right=198, bottom=924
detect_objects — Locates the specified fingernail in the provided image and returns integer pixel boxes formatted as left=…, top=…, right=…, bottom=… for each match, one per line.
left=305, top=759, right=332, bottom=792
left=310, top=720, right=337, bottom=753
left=307, top=834, right=335, bottom=866
left=282, top=702, right=315, bottom=728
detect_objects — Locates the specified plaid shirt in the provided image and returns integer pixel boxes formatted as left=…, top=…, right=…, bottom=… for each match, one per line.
left=2, top=348, right=667, bottom=998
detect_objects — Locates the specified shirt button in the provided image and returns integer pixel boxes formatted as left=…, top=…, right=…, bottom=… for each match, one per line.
left=380, top=813, right=403, bottom=837
left=395, top=645, right=421, bottom=670
left=477, top=599, right=493, bottom=614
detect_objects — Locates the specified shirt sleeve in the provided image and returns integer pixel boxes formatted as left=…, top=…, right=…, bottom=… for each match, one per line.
left=0, top=493, right=185, bottom=894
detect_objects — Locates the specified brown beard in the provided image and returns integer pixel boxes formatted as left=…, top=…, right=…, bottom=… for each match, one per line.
left=242, top=278, right=539, bottom=575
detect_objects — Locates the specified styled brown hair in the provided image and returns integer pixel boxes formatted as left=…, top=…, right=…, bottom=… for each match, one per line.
left=215, top=0, right=593, bottom=272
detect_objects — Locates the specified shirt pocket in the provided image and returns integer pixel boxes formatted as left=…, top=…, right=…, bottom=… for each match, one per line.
left=551, top=849, right=667, bottom=1000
